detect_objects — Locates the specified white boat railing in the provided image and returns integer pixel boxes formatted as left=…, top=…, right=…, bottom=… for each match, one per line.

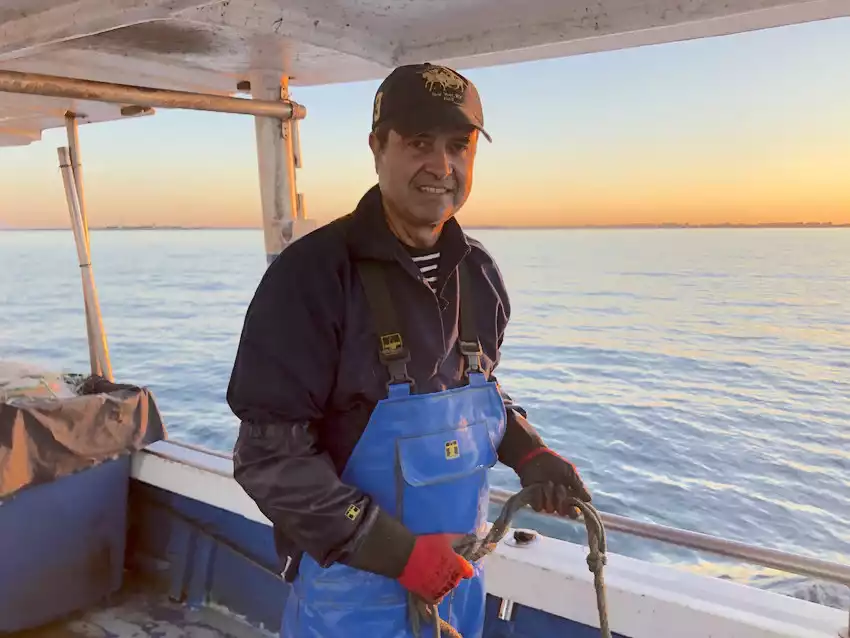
left=136, top=439, right=850, bottom=636
left=161, top=439, right=850, bottom=591
left=489, top=487, right=850, bottom=589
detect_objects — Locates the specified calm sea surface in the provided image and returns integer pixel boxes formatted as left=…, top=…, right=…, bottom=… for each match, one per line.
left=2, top=227, right=848, bottom=607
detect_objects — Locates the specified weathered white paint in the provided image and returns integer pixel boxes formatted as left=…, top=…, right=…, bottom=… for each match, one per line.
left=396, top=0, right=850, bottom=68
left=0, top=0, right=216, bottom=61
left=251, top=69, right=303, bottom=261
left=488, top=535, right=847, bottom=638
left=2, top=48, right=238, bottom=95
left=131, top=440, right=272, bottom=526
left=1, top=0, right=849, bottom=145
left=178, top=1, right=395, bottom=68
left=130, top=441, right=849, bottom=638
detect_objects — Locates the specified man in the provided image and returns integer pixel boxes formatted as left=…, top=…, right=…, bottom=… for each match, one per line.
left=227, top=62, right=591, bottom=638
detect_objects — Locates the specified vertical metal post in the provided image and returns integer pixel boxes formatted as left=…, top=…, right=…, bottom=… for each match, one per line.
left=291, top=117, right=302, bottom=169
left=291, top=118, right=307, bottom=220
left=251, top=71, right=299, bottom=265
left=57, top=136, right=113, bottom=382
left=64, top=115, right=90, bottom=242
left=64, top=113, right=98, bottom=375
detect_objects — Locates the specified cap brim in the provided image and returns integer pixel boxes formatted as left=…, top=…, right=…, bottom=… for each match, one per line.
left=385, top=107, right=492, bottom=143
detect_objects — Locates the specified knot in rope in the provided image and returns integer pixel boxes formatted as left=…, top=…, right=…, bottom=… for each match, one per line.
left=586, top=549, right=607, bottom=574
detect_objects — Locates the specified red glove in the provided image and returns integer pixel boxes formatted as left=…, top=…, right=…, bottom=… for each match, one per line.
left=397, top=534, right=475, bottom=603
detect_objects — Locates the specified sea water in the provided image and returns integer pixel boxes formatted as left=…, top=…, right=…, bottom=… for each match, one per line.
left=1, top=227, right=848, bottom=608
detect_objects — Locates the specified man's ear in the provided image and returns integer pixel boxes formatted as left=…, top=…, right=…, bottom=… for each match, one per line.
left=368, top=131, right=381, bottom=172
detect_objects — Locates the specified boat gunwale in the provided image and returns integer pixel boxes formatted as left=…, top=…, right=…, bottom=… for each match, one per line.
left=154, top=438, right=850, bottom=589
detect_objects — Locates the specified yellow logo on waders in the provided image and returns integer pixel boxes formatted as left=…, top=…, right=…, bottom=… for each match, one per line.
left=445, top=440, right=460, bottom=460
left=345, top=505, right=361, bottom=521
left=380, top=333, right=403, bottom=354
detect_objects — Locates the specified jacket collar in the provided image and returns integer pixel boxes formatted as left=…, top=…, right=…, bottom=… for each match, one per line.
left=346, top=185, right=471, bottom=282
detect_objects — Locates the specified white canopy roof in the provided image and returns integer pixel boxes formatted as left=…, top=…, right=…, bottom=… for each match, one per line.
left=0, top=0, right=848, bottom=146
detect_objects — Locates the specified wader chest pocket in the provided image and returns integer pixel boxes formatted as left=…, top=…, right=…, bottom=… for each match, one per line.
left=396, top=421, right=497, bottom=487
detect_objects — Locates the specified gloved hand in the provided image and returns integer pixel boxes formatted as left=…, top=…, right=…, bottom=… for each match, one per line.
left=397, top=534, right=474, bottom=603
left=517, top=448, right=592, bottom=519
left=341, top=510, right=473, bottom=604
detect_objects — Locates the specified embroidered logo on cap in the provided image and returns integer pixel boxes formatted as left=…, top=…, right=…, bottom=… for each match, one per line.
left=420, top=66, right=467, bottom=104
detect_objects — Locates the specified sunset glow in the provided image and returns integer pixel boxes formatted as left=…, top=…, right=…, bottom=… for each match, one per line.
left=1, top=18, right=849, bottom=230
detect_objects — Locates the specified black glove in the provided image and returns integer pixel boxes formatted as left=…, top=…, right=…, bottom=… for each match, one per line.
left=343, top=509, right=416, bottom=578
left=517, top=448, right=592, bottom=519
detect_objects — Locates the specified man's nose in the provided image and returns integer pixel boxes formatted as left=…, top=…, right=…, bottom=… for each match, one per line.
left=422, top=147, right=451, bottom=178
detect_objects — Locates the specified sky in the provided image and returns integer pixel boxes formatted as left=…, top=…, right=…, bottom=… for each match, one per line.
left=1, top=17, right=849, bottom=229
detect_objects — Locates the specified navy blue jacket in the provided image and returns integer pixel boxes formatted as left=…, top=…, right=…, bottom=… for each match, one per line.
left=227, top=185, right=544, bottom=570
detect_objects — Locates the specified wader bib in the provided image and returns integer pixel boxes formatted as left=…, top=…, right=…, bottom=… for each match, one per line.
left=280, top=258, right=507, bottom=638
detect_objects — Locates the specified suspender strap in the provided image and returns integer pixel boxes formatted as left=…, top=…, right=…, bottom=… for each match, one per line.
left=457, top=260, right=483, bottom=374
left=355, top=260, right=413, bottom=387
left=356, top=258, right=484, bottom=385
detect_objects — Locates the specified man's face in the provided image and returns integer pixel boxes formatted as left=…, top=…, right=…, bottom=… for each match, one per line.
left=369, top=126, right=479, bottom=229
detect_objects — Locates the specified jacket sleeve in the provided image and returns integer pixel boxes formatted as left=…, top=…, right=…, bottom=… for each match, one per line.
left=226, top=246, right=381, bottom=568
left=495, top=383, right=545, bottom=470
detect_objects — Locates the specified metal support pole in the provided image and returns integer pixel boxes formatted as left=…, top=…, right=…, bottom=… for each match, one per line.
left=292, top=118, right=307, bottom=220
left=292, top=117, right=303, bottom=169
left=0, top=69, right=306, bottom=120
left=57, top=145, right=113, bottom=382
left=252, top=71, right=299, bottom=264
left=64, top=115, right=89, bottom=244
left=64, top=113, right=97, bottom=374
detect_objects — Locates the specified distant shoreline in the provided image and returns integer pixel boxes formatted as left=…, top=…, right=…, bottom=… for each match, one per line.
left=2, top=222, right=849, bottom=231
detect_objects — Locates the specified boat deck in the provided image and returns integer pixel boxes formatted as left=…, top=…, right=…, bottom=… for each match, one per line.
left=13, top=577, right=273, bottom=638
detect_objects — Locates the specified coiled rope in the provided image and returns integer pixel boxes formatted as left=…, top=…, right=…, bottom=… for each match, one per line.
left=409, top=484, right=611, bottom=638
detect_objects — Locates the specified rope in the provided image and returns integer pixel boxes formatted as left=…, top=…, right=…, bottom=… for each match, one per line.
left=410, top=484, right=611, bottom=638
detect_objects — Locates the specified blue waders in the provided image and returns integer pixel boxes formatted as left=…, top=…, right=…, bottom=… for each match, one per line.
left=280, top=259, right=507, bottom=638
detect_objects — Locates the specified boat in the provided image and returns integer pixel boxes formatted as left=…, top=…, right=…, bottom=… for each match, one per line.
left=1, top=1, right=848, bottom=636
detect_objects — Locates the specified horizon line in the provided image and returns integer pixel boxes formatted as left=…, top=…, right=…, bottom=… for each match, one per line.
left=2, top=221, right=849, bottom=231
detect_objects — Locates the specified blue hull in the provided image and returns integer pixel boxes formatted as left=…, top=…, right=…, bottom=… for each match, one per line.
left=0, top=457, right=129, bottom=633
left=4, top=448, right=844, bottom=637
left=125, top=480, right=618, bottom=637
left=1, top=473, right=615, bottom=636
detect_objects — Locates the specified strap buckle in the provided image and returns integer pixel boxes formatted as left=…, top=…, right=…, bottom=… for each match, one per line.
left=458, top=338, right=483, bottom=374
left=379, top=333, right=414, bottom=387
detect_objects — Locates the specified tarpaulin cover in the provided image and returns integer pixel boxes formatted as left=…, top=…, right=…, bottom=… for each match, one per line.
left=0, top=375, right=166, bottom=499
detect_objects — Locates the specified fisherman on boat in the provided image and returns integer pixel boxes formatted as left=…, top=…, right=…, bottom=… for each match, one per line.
left=227, top=62, right=592, bottom=638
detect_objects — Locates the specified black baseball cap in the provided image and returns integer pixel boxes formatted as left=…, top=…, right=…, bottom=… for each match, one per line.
left=371, top=63, right=491, bottom=142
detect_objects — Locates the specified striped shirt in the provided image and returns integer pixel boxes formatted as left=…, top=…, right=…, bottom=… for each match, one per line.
left=408, top=249, right=440, bottom=289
